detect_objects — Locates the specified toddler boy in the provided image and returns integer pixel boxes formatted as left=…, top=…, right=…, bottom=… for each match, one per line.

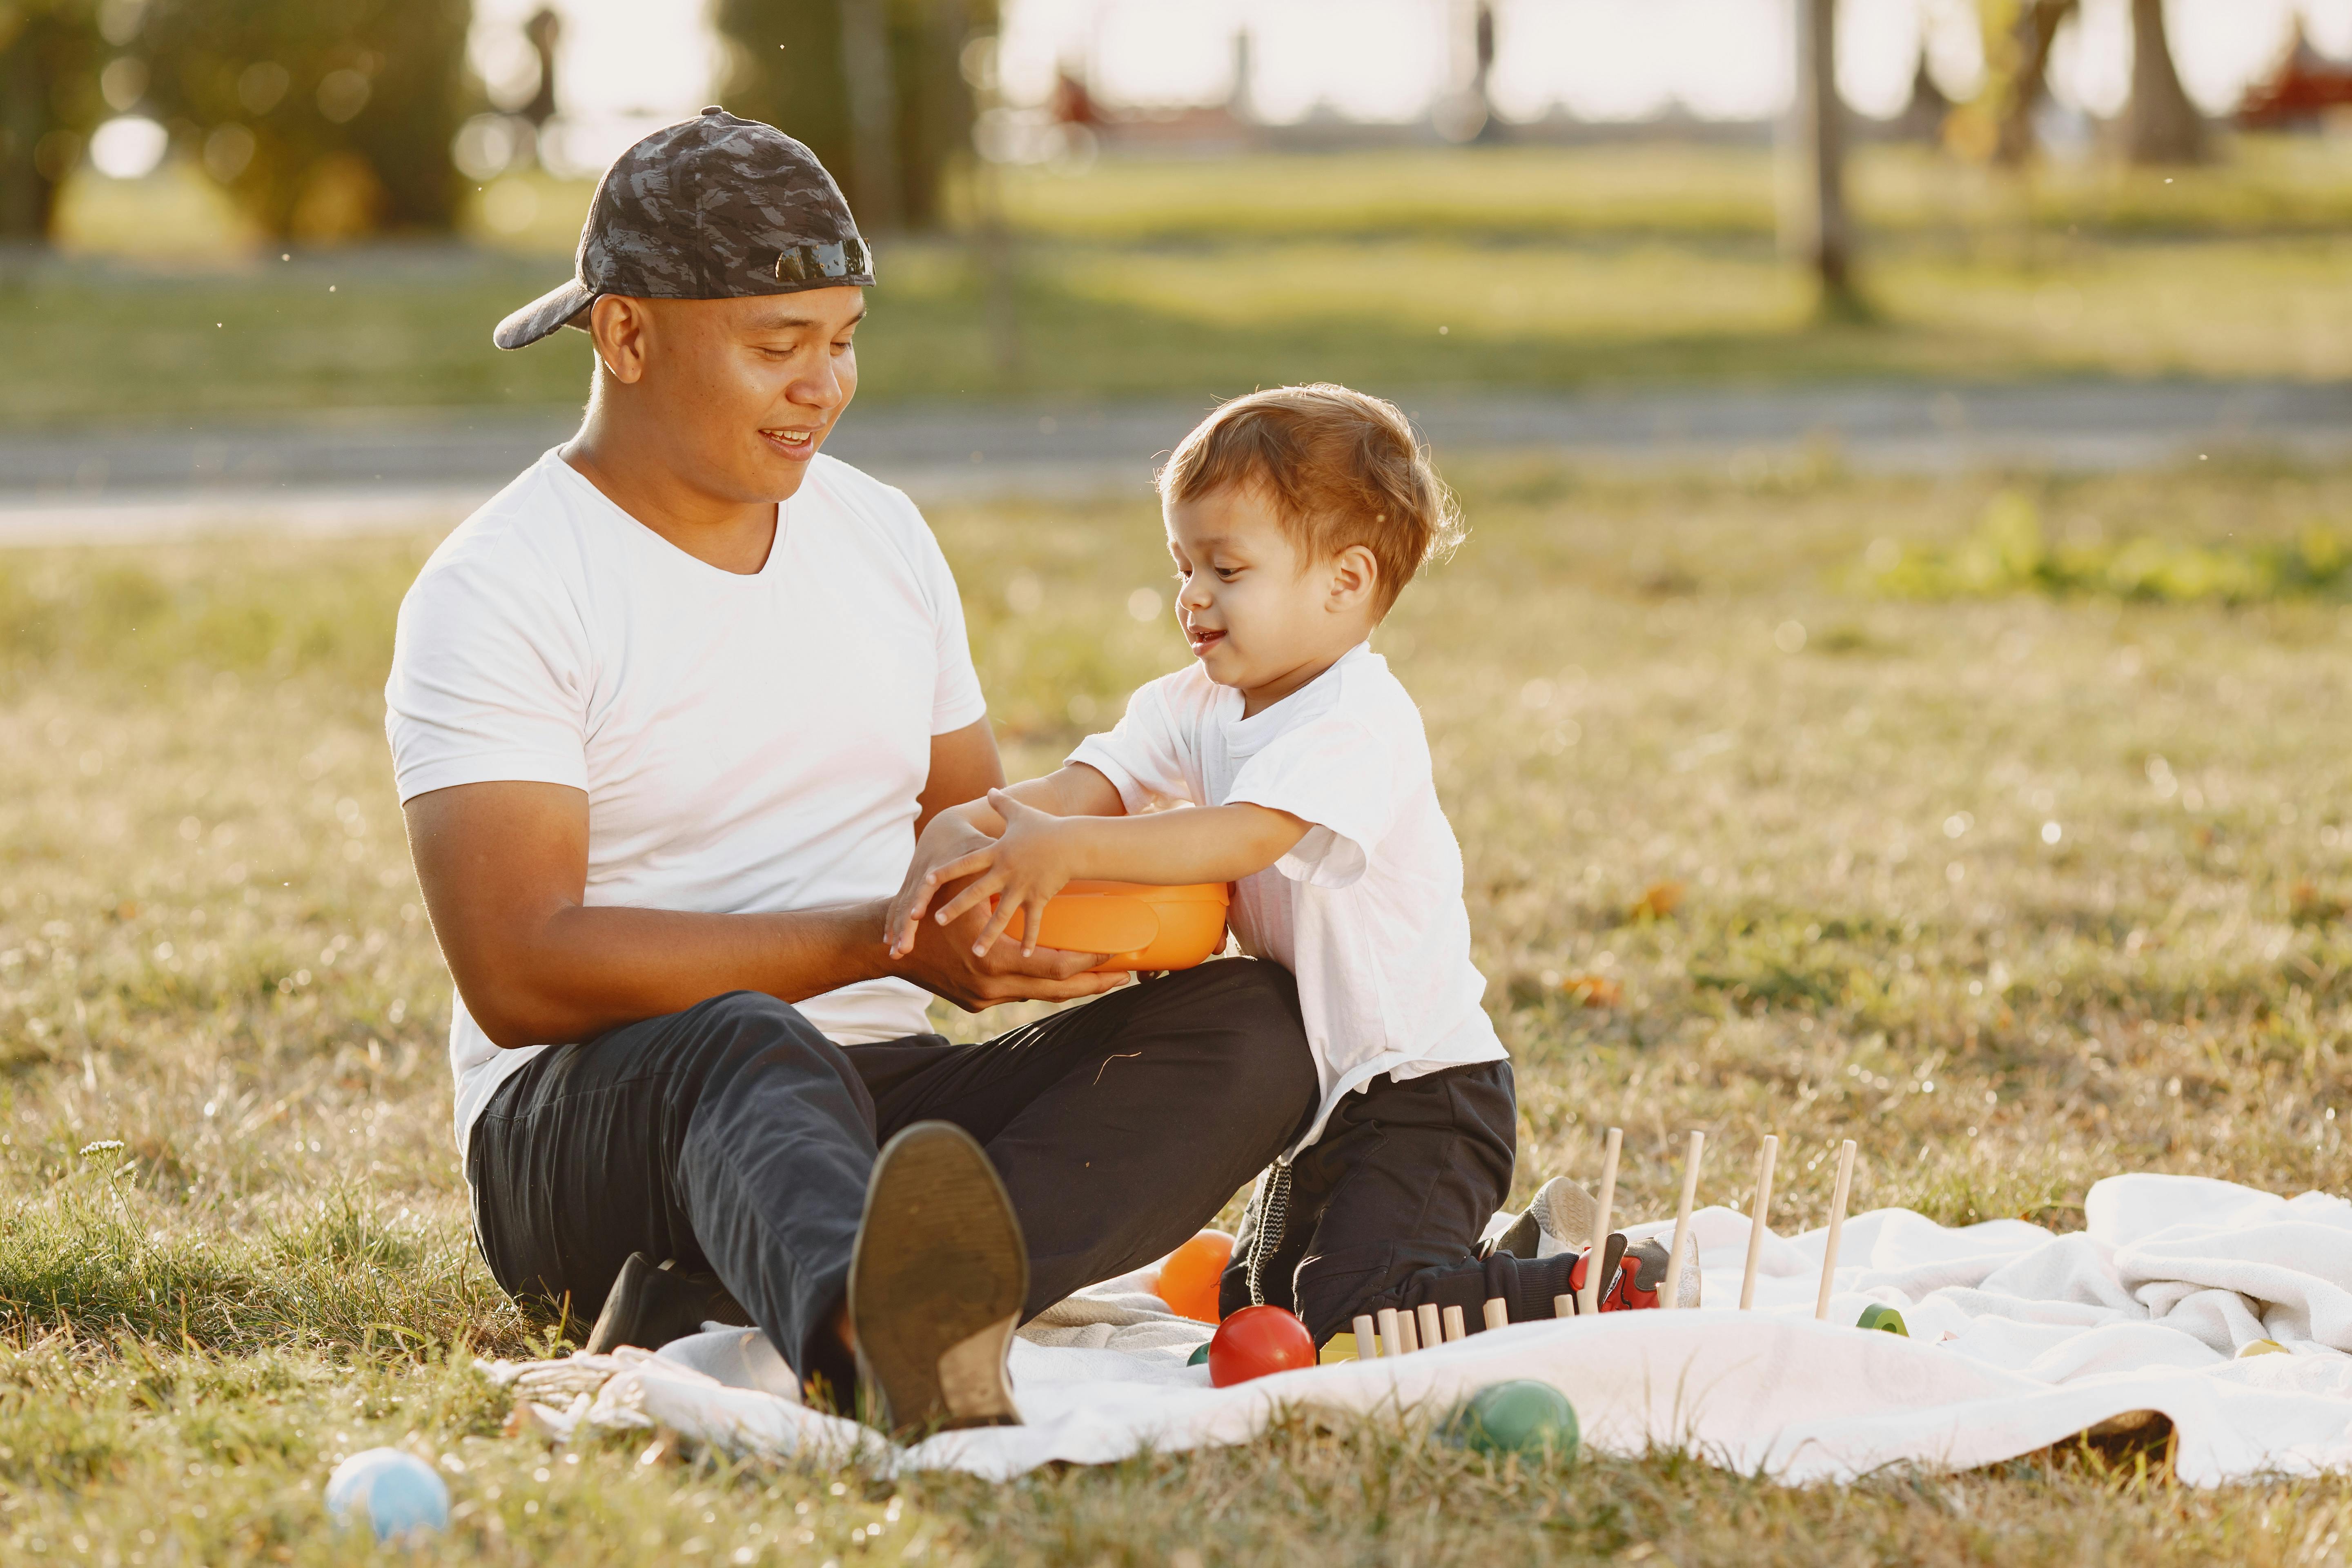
left=891, top=384, right=1650, bottom=1343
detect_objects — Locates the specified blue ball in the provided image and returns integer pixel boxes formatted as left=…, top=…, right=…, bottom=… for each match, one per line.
left=326, top=1448, right=450, bottom=1541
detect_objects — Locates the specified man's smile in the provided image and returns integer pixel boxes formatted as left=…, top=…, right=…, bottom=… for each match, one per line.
left=760, top=425, right=822, bottom=459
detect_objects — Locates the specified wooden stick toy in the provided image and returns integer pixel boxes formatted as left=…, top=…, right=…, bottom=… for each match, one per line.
left=1740, top=1134, right=1779, bottom=1310
left=1353, top=1313, right=1379, bottom=1358
left=1580, top=1126, right=1624, bottom=1316
left=1376, top=1306, right=1403, bottom=1359
left=1397, top=1312, right=1420, bottom=1354
left=1415, top=1303, right=1442, bottom=1350
left=1552, top=1292, right=1575, bottom=1320
left=1661, top=1129, right=1704, bottom=1310
left=1482, top=1297, right=1508, bottom=1331
left=1441, top=1304, right=1466, bottom=1343
left=1814, top=1139, right=1857, bottom=1321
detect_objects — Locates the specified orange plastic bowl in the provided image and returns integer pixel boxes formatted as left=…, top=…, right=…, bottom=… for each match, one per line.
left=1004, top=880, right=1230, bottom=973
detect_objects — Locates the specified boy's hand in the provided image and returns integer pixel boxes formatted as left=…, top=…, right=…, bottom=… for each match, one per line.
left=886, top=806, right=996, bottom=959
left=926, top=789, right=1089, bottom=958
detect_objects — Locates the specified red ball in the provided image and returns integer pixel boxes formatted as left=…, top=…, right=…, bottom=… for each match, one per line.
left=1207, top=1304, right=1316, bottom=1388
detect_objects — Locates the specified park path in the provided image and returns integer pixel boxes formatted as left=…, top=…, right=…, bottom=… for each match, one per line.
left=0, top=378, right=2340, bottom=545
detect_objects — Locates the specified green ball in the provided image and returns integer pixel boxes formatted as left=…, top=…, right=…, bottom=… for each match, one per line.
left=1857, top=1305, right=1909, bottom=1337
left=1436, top=1380, right=1579, bottom=1461
left=1188, top=1341, right=1211, bottom=1367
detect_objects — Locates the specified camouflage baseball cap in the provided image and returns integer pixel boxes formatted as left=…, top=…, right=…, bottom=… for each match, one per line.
left=493, top=107, right=876, bottom=351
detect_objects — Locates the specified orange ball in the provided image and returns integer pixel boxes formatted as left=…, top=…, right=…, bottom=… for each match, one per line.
left=1151, top=1229, right=1235, bottom=1323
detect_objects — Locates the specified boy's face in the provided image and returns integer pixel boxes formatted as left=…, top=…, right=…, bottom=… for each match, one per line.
left=1165, top=484, right=1378, bottom=709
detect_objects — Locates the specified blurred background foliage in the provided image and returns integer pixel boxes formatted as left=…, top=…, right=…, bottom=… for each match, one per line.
left=138, top=0, right=474, bottom=238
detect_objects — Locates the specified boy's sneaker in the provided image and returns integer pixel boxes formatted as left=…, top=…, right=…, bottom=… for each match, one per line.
left=1601, top=1232, right=1701, bottom=1310
left=1487, top=1176, right=1596, bottom=1260
left=583, top=1253, right=754, bottom=1354
left=849, top=1121, right=1027, bottom=1437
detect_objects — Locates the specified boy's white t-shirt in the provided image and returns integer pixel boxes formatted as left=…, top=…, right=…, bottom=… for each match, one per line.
left=1068, top=642, right=1506, bottom=1149
left=384, top=449, right=985, bottom=1159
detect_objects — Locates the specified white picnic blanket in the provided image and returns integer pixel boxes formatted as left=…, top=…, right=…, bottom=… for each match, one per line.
left=477, top=1173, right=2352, bottom=1486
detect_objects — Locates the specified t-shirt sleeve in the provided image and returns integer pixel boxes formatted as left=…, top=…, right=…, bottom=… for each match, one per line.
left=1222, top=718, right=1400, bottom=889
left=382, top=550, right=591, bottom=804
left=1067, top=677, right=1196, bottom=812
left=906, top=506, right=987, bottom=736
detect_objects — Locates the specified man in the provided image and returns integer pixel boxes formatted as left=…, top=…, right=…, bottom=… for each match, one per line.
left=384, top=110, right=1316, bottom=1430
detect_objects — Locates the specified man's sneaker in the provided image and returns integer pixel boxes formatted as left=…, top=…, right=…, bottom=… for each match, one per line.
left=849, top=1121, right=1027, bottom=1436
left=1488, top=1176, right=1597, bottom=1260
left=583, top=1252, right=754, bottom=1354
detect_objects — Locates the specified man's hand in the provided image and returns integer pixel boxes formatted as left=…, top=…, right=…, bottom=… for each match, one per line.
left=889, top=876, right=1124, bottom=1010
left=884, top=803, right=997, bottom=959
left=915, top=790, right=1093, bottom=957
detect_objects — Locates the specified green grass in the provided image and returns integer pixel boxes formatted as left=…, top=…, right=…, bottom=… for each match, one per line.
left=7, top=138, right=2350, bottom=427
left=8, top=459, right=2352, bottom=1559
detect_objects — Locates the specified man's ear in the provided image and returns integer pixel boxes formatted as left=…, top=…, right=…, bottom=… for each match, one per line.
left=1327, top=543, right=1380, bottom=614
left=587, top=295, right=652, bottom=385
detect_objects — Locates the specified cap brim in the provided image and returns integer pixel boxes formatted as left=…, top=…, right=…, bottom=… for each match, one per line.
left=493, top=278, right=596, bottom=350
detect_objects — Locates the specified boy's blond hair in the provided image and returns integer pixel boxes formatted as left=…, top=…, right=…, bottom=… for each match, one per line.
left=1157, top=384, right=1464, bottom=615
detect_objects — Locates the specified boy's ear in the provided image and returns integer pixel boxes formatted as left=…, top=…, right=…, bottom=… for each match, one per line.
left=1327, top=543, right=1380, bottom=613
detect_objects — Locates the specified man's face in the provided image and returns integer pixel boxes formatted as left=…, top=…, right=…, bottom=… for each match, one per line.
left=623, top=287, right=864, bottom=502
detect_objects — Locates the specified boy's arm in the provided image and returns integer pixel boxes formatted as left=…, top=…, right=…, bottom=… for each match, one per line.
left=923, top=793, right=1308, bottom=958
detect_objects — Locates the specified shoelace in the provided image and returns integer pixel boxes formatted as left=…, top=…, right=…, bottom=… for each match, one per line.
left=1243, top=1157, right=1293, bottom=1308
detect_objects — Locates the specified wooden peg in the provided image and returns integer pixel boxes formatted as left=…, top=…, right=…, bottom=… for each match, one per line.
left=1353, top=1313, right=1379, bottom=1359
left=1552, top=1292, right=1575, bottom=1320
left=1482, top=1297, right=1509, bottom=1332
left=1815, top=1139, right=1858, bottom=1321
left=1415, top=1303, right=1442, bottom=1350
left=1376, top=1305, right=1403, bottom=1359
left=1397, top=1311, right=1420, bottom=1354
left=1662, top=1129, right=1705, bottom=1310
left=1441, top=1304, right=1466, bottom=1343
left=1740, top=1135, right=1779, bottom=1310
left=1580, top=1126, right=1623, bottom=1316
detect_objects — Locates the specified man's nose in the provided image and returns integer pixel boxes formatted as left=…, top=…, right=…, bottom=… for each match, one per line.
left=788, top=357, right=848, bottom=411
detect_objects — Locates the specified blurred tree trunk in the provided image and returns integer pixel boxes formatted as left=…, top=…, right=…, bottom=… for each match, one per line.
left=1791, top=0, right=1857, bottom=311
left=837, top=0, right=904, bottom=231
left=0, top=0, right=105, bottom=243
left=714, top=0, right=992, bottom=233
left=2123, top=0, right=2207, bottom=164
left=1993, top=0, right=2076, bottom=166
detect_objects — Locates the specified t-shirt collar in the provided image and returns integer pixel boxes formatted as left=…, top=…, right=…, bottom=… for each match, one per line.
left=1215, top=640, right=1375, bottom=749
left=544, top=447, right=791, bottom=582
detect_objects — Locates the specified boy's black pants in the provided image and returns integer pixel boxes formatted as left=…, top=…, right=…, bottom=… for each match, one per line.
left=1217, top=1059, right=1581, bottom=1343
left=466, top=959, right=1317, bottom=1395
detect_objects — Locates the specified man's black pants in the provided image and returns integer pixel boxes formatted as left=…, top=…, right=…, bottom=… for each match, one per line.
left=466, top=958, right=1316, bottom=1390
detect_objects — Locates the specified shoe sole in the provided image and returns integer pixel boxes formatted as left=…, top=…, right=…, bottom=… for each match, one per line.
left=1531, top=1176, right=1597, bottom=1258
left=849, top=1122, right=1027, bottom=1435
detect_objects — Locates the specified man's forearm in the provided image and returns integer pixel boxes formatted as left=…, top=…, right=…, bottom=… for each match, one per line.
left=468, top=899, right=890, bottom=1049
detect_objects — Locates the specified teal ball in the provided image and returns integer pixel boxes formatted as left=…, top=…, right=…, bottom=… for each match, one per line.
left=1436, top=1380, right=1579, bottom=1461
left=1188, top=1341, right=1211, bottom=1367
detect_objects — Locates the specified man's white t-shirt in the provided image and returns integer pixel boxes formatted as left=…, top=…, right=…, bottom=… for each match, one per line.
left=384, top=449, right=984, bottom=1158
left=1068, top=642, right=1506, bottom=1151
